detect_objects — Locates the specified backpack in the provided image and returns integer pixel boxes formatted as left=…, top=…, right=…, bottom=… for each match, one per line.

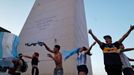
left=20, top=59, right=28, bottom=72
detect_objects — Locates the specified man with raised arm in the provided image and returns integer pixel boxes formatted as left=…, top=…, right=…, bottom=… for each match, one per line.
left=88, top=25, right=134, bottom=75
left=76, top=42, right=96, bottom=75
left=38, top=42, right=63, bottom=75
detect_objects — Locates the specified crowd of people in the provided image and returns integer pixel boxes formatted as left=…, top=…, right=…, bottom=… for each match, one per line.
left=2, top=25, right=134, bottom=75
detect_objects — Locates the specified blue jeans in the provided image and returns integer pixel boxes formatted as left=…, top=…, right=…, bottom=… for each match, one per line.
left=54, top=68, right=63, bottom=75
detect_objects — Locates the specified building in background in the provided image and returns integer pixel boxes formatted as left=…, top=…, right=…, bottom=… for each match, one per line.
left=0, top=27, right=11, bottom=33
left=18, top=0, right=92, bottom=75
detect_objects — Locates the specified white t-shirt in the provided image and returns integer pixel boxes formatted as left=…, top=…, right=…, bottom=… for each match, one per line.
left=77, top=51, right=87, bottom=66
left=120, top=53, right=132, bottom=69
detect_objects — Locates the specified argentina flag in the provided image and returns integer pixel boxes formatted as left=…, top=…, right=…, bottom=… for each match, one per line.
left=62, top=48, right=80, bottom=61
left=0, top=32, right=20, bottom=59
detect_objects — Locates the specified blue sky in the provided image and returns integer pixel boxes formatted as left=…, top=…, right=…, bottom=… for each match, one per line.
left=0, top=0, right=134, bottom=75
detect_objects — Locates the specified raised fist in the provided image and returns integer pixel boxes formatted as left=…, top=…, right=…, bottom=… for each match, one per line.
left=88, top=29, right=92, bottom=34
left=130, top=25, right=134, bottom=30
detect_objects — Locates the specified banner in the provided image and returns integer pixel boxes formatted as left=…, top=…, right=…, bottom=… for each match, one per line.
left=0, top=32, right=19, bottom=68
left=0, top=32, right=19, bottom=58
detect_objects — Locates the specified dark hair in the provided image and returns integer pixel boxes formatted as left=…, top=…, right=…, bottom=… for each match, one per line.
left=55, top=45, right=60, bottom=49
left=34, top=52, right=39, bottom=57
left=18, top=53, right=23, bottom=58
left=82, top=47, right=87, bottom=50
left=103, top=35, right=112, bottom=39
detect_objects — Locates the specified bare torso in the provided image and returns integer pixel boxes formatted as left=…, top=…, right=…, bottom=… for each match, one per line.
left=54, top=52, right=62, bottom=69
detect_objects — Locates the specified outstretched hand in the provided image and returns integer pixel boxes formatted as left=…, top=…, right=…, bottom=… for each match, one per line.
left=130, top=25, right=134, bottom=30
left=38, top=41, right=45, bottom=46
left=88, top=29, right=92, bottom=34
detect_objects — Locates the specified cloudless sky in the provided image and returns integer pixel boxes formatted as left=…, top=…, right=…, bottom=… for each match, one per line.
left=0, top=0, right=134, bottom=75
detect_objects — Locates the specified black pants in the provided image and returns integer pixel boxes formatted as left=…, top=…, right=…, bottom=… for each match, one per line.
left=77, top=65, right=88, bottom=75
left=32, top=67, right=39, bottom=75
left=123, top=68, right=134, bottom=75
left=105, top=65, right=122, bottom=75
left=9, top=73, right=20, bottom=75
left=15, top=73, right=21, bottom=75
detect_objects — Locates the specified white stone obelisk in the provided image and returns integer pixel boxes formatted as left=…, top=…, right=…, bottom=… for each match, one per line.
left=19, top=0, right=92, bottom=75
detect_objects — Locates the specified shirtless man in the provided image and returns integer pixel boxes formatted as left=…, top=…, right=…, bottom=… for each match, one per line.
left=38, top=42, right=63, bottom=75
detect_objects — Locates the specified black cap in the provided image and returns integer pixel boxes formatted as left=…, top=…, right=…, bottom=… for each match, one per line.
left=103, top=35, right=112, bottom=39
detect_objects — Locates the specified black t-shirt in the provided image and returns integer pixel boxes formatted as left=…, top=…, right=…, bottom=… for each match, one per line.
left=31, top=57, right=39, bottom=66
left=100, top=42, right=122, bottom=65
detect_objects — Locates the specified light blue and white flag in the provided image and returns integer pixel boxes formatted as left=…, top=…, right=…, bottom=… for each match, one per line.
left=62, top=48, right=80, bottom=61
left=0, top=32, right=20, bottom=59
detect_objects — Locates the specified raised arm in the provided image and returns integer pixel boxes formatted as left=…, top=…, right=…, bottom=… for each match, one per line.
left=42, top=43, right=55, bottom=53
left=23, top=55, right=32, bottom=59
left=88, top=29, right=102, bottom=46
left=86, top=42, right=96, bottom=53
left=38, top=41, right=54, bottom=53
left=121, top=48, right=134, bottom=52
left=118, top=25, right=134, bottom=44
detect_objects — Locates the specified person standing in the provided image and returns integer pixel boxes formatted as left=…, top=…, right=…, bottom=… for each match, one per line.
left=120, top=53, right=134, bottom=75
left=23, top=52, right=39, bottom=75
left=77, top=42, right=96, bottom=75
left=15, top=53, right=24, bottom=75
left=119, top=44, right=134, bottom=75
left=88, top=25, right=134, bottom=75
left=38, top=42, right=63, bottom=75
left=8, top=54, right=24, bottom=75
left=63, top=42, right=96, bottom=75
